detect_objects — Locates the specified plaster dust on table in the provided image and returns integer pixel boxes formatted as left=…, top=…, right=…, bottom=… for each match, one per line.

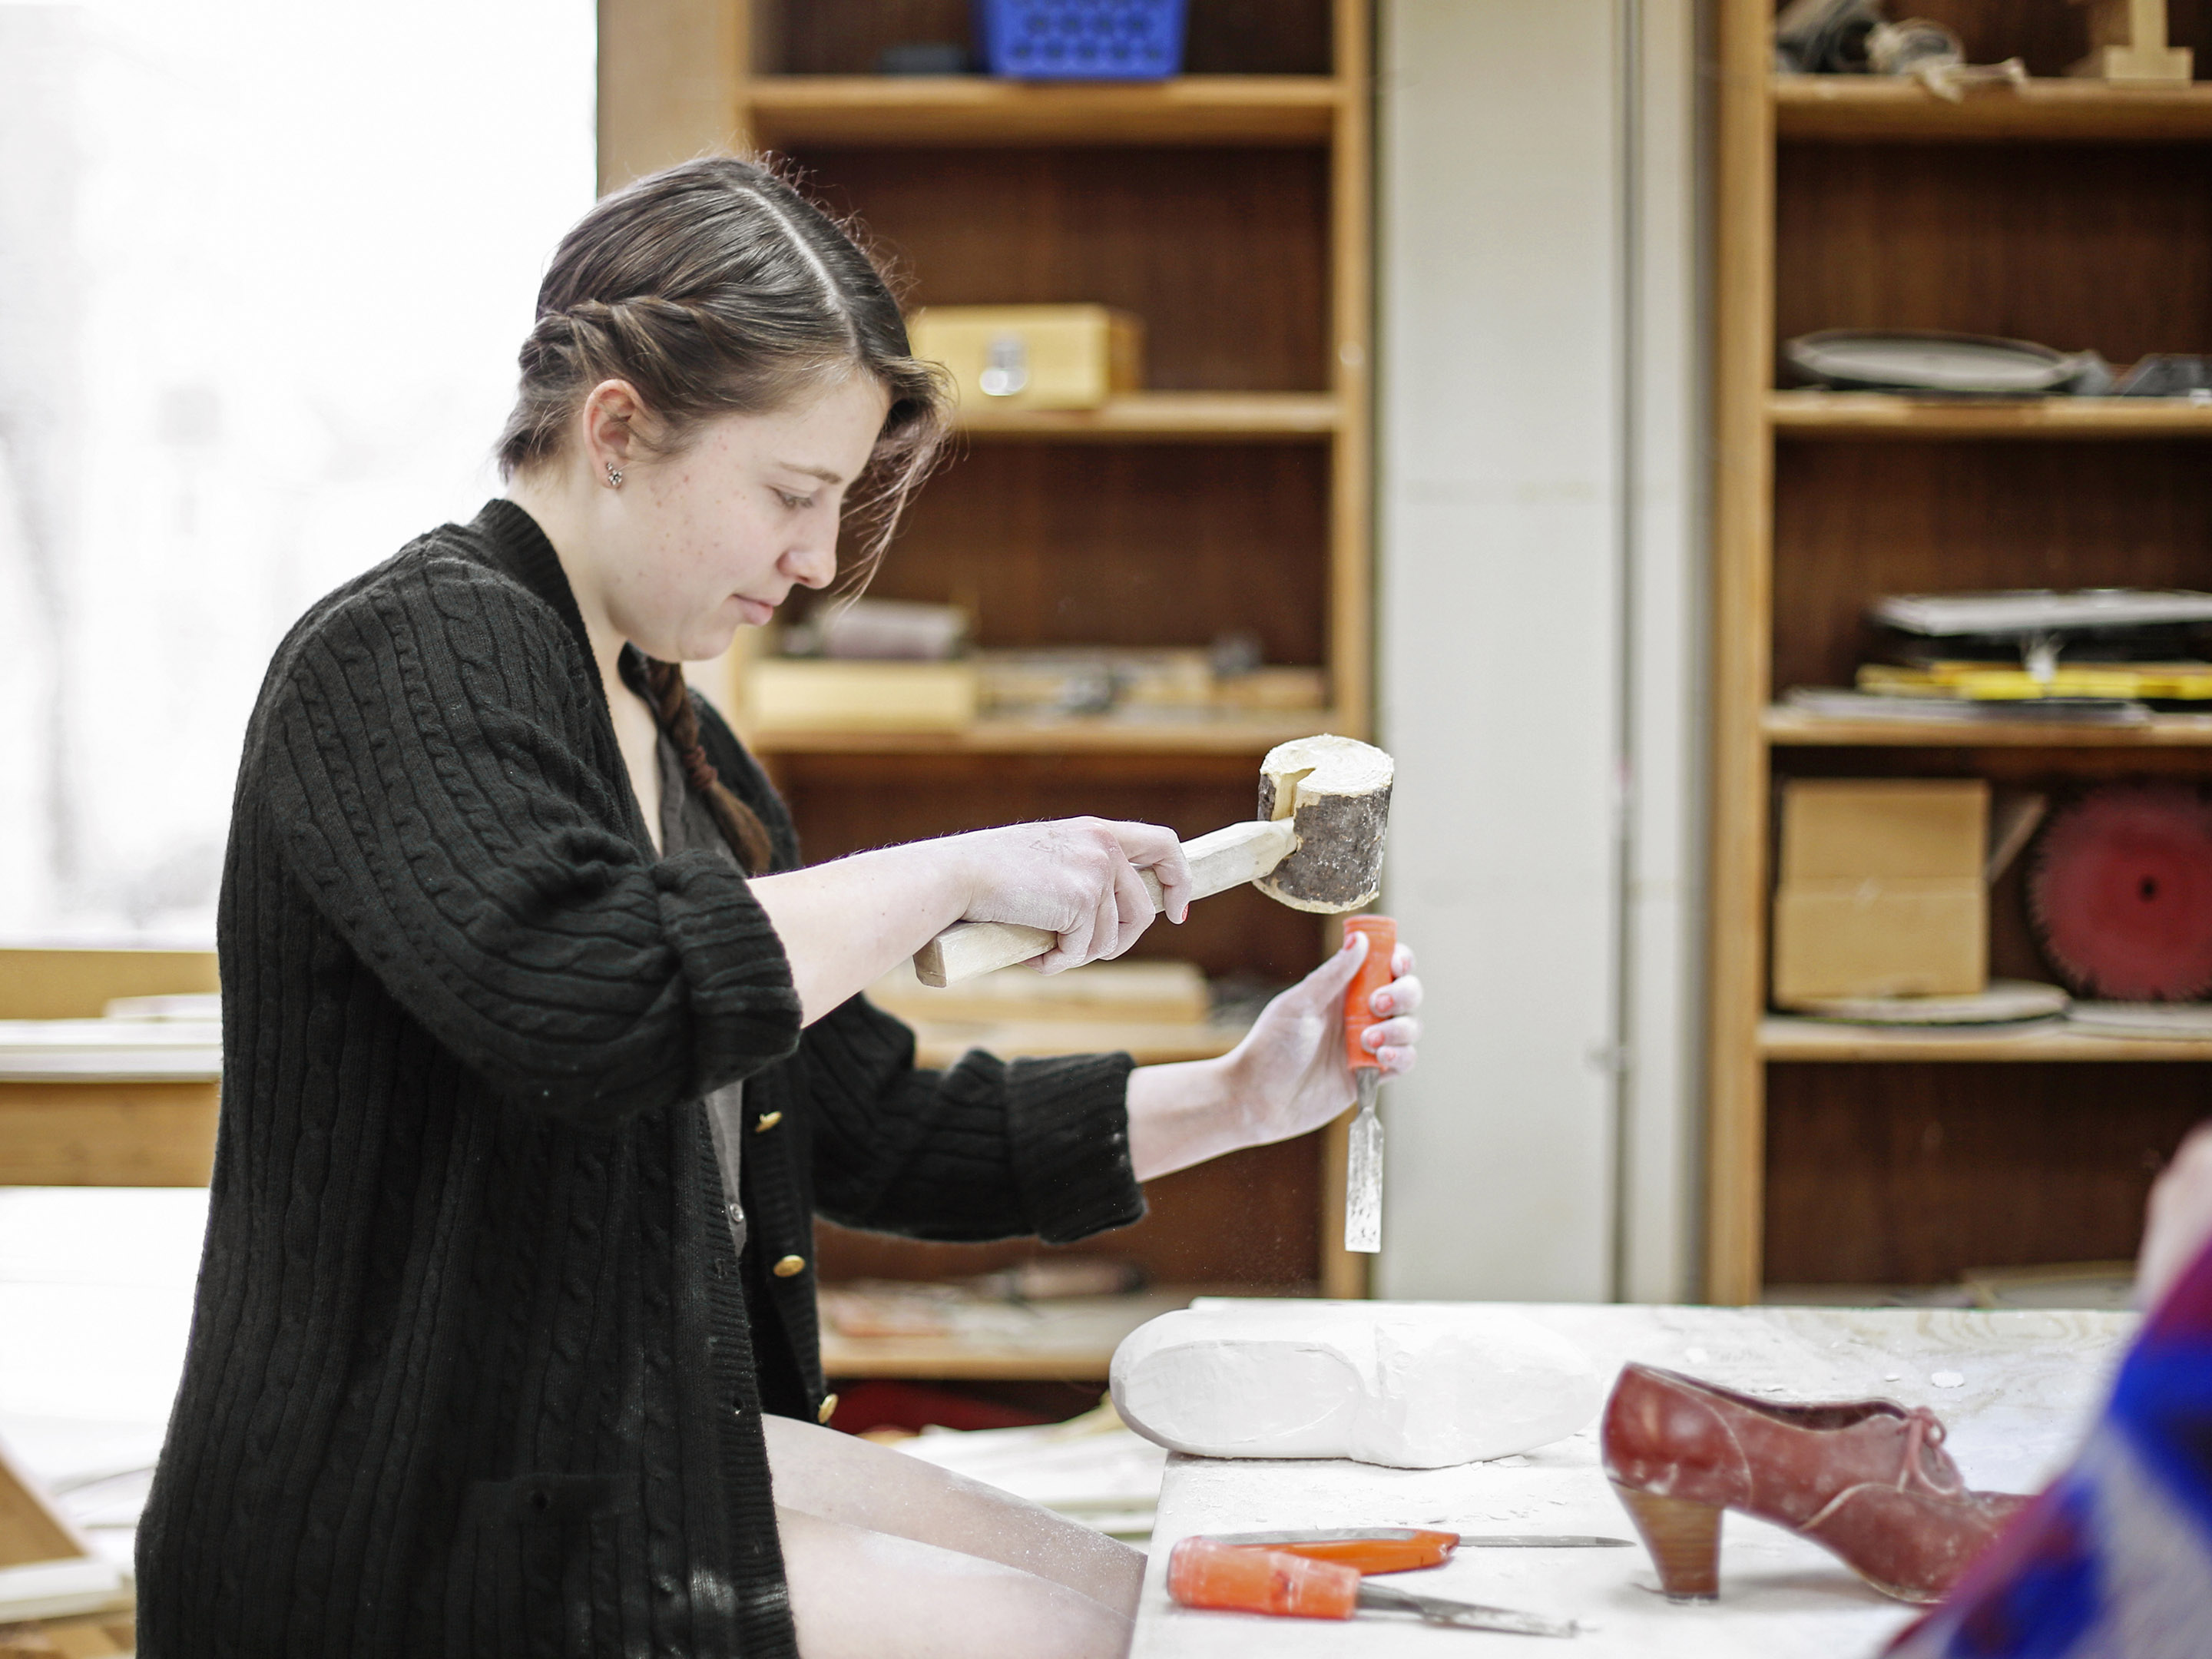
left=1133, top=1303, right=2137, bottom=1657
left=1111, top=1300, right=1601, bottom=1469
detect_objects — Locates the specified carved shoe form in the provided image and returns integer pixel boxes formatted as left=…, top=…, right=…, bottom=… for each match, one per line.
left=1601, top=1362, right=2029, bottom=1604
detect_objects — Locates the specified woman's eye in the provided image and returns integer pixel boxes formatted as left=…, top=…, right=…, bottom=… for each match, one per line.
left=777, top=489, right=816, bottom=512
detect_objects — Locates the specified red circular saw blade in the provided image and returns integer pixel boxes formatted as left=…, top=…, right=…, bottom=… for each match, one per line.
left=2028, top=783, right=2212, bottom=1001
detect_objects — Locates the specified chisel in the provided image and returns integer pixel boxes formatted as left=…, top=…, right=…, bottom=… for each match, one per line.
left=1167, top=1538, right=1577, bottom=1638
left=1341, top=915, right=1396, bottom=1254
left=1198, top=1528, right=1633, bottom=1572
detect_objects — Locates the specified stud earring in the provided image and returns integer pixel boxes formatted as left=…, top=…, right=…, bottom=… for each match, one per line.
left=604, top=462, right=624, bottom=489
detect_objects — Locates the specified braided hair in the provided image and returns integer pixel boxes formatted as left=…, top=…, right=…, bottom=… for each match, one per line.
left=641, top=658, right=775, bottom=873
left=498, top=157, right=952, bottom=873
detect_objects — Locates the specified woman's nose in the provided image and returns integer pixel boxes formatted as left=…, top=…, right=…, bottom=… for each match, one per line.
left=785, top=538, right=836, bottom=590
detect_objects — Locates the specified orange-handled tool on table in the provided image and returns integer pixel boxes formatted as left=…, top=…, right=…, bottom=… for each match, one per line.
left=1167, top=1538, right=1577, bottom=1637
left=1341, top=916, right=1396, bottom=1253
left=1200, top=1528, right=1459, bottom=1574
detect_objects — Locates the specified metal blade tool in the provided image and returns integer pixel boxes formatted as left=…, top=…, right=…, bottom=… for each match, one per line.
left=1167, top=1537, right=1577, bottom=1639
left=1199, top=1528, right=1632, bottom=1569
left=1340, top=915, right=1396, bottom=1253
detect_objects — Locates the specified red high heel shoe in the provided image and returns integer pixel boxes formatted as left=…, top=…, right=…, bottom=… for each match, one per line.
left=1601, top=1362, right=2029, bottom=1604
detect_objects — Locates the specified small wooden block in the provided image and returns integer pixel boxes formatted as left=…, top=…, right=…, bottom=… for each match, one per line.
left=0, top=1614, right=136, bottom=1658
left=2068, top=0, right=2196, bottom=84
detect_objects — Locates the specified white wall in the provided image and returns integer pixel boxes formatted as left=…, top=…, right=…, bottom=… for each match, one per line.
left=1376, top=0, right=1704, bottom=1303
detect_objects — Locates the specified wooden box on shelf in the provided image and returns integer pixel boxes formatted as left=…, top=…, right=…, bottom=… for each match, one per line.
left=909, top=303, right=1144, bottom=412
left=1709, top=0, right=2212, bottom=1303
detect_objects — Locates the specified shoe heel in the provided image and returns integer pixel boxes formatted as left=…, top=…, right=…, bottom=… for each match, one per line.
left=1612, top=1482, right=1722, bottom=1601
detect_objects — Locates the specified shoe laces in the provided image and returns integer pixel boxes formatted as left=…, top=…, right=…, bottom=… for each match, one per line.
left=1897, top=1407, right=1963, bottom=1497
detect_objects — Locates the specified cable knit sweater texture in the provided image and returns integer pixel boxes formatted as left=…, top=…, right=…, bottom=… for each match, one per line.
left=135, top=500, right=1144, bottom=1657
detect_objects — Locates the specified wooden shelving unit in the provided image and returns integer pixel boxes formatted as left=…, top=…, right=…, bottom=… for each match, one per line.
left=955, top=389, right=1342, bottom=439
left=1766, top=709, right=2212, bottom=747
left=747, top=710, right=1331, bottom=757
left=1770, top=390, right=2212, bottom=439
left=1709, top=0, right=2212, bottom=1303
left=600, top=1, right=1375, bottom=1331
left=1775, top=73, right=2212, bottom=141
left=747, top=74, right=1343, bottom=145
left=1760, top=1018, right=2212, bottom=1064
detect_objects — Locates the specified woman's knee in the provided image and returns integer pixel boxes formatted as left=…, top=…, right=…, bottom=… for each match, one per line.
left=777, top=1506, right=1133, bottom=1659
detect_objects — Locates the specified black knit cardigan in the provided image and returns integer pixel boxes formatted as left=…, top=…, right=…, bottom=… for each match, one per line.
left=136, top=501, right=1144, bottom=1658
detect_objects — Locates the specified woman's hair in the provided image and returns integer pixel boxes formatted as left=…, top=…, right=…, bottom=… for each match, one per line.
left=500, top=156, right=952, bottom=873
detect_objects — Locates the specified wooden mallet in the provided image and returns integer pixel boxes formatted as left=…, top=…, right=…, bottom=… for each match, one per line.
left=912, top=733, right=1395, bottom=987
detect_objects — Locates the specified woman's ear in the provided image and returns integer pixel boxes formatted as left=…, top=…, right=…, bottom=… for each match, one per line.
left=579, top=379, right=648, bottom=482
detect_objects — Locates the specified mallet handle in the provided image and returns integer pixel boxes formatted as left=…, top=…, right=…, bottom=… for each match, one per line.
left=912, top=820, right=1299, bottom=988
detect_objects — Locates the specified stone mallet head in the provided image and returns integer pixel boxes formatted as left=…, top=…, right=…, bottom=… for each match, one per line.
left=912, top=733, right=1394, bottom=986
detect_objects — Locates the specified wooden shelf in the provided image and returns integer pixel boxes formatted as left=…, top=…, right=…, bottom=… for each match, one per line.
left=1775, top=75, right=2212, bottom=143
left=1764, top=707, right=2212, bottom=747
left=907, top=1018, right=1243, bottom=1069
left=1770, top=390, right=2212, bottom=439
left=955, top=391, right=1339, bottom=441
left=745, top=75, right=1343, bottom=147
left=746, top=710, right=1337, bottom=756
left=1761, top=1017, right=2212, bottom=1064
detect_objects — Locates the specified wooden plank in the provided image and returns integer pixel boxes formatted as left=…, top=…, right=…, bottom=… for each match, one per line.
left=1776, top=75, right=2212, bottom=142
left=1767, top=708, right=2212, bottom=747
left=747, top=712, right=1332, bottom=756
left=1772, top=390, right=2212, bottom=439
left=1704, top=0, right=1779, bottom=1307
left=1762, top=1016, right=2212, bottom=1061
left=0, top=1083, right=218, bottom=1187
left=0, top=1449, right=79, bottom=1575
left=0, top=951, right=216, bottom=1022
left=955, top=391, right=1340, bottom=439
left=596, top=0, right=744, bottom=190
left=1327, top=0, right=1375, bottom=742
left=748, top=76, right=1341, bottom=147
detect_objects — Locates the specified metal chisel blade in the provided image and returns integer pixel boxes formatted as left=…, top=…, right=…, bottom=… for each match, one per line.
left=1359, top=1582, right=1578, bottom=1639
left=1344, top=1069, right=1382, bottom=1253
left=1458, top=1535, right=1634, bottom=1549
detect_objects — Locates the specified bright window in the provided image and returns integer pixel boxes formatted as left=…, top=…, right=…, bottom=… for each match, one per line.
left=0, top=0, right=596, bottom=942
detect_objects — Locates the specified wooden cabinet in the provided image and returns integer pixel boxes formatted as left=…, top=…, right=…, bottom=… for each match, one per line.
left=599, top=1, right=1375, bottom=1323
left=1710, top=1, right=2212, bottom=1302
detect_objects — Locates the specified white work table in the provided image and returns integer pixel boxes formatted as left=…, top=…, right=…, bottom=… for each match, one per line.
left=1133, top=1303, right=2135, bottom=1657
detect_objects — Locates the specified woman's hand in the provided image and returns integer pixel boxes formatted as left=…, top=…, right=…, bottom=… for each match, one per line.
left=751, top=816, right=1190, bottom=1024
left=949, top=818, right=1193, bottom=975
left=1126, top=932, right=1423, bottom=1182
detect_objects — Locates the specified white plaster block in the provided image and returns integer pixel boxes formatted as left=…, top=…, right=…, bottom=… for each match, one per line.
left=1109, top=1299, right=1602, bottom=1469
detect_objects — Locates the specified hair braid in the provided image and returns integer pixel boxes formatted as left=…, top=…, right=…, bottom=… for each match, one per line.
left=641, top=657, right=775, bottom=874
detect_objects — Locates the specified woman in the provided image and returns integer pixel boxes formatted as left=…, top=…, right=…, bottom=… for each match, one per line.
left=137, top=157, right=1422, bottom=1659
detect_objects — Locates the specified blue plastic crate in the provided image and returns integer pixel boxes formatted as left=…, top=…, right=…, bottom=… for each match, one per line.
left=975, top=0, right=1189, bottom=81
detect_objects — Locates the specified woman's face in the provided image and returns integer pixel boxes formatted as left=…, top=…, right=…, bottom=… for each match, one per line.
left=597, top=371, right=892, bottom=663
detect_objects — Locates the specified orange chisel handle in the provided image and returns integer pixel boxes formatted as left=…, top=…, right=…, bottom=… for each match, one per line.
left=1341, top=915, right=1398, bottom=1071
left=1167, top=1538, right=1359, bottom=1621
left=1240, top=1532, right=1458, bottom=1575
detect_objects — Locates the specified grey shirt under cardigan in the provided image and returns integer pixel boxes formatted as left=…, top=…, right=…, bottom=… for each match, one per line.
left=660, top=733, right=753, bottom=1267
left=135, top=499, right=1144, bottom=1659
